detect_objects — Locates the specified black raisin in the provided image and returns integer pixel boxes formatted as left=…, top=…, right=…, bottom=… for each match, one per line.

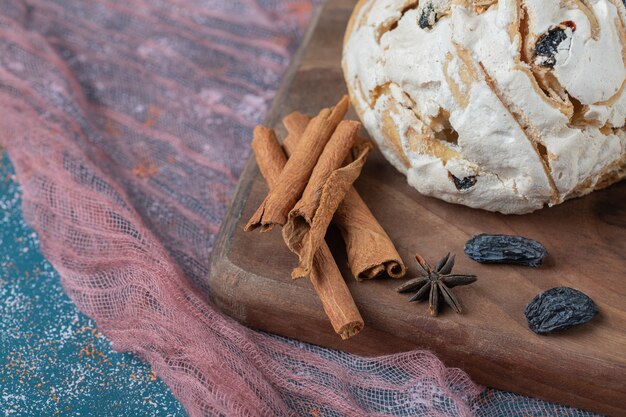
left=535, top=27, right=568, bottom=67
left=418, top=3, right=437, bottom=29
left=524, top=287, right=598, bottom=334
left=451, top=175, right=477, bottom=190
left=464, top=234, right=547, bottom=267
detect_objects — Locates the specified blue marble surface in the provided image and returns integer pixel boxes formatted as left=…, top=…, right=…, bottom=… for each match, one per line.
left=0, top=152, right=186, bottom=417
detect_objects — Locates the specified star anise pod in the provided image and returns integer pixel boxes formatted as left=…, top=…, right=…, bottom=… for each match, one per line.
left=396, top=253, right=477, bottom=316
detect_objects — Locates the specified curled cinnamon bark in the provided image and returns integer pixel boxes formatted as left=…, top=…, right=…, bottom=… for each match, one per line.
left=245, top=96, right=349, bottom=232
left=253, top=127, right=284, bottom=190
left=250, top=125, right=363, bottom=339
left=283, top=121, right=371, bottom=280
left=283, top=112, right=407, bottom=280
left=334, top=188, right=406, bottom=279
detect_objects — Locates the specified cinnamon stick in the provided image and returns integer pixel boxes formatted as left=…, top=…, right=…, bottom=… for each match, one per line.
left=283, top=121, right=371, bottom=280
left=245, top=96, right=349, bottom=232
left=250, top=125, right=363, bottom=339
left=283, top=112, right=407, bottom=281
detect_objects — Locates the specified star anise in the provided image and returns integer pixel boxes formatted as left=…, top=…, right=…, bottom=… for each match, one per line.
left=396, top=253, right=477, bottom=316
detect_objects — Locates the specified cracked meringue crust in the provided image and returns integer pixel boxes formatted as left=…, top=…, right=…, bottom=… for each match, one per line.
left=342, top=0, right=626, bottom=214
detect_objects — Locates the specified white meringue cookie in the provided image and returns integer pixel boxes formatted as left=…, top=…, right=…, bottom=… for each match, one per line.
left=343, top=0, right=626, bottom=214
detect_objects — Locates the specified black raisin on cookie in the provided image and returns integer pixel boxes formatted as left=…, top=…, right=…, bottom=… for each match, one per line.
left=418, top=3, right=437, bottom=29
left=418, top=1, right=452, bottom=30
left=450, top=174, right=477, bottom=190
left=534, top=22, right=576, bottom=68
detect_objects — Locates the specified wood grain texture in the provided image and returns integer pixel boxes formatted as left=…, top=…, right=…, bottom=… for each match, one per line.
left=208, top=1, right=626, bottom=415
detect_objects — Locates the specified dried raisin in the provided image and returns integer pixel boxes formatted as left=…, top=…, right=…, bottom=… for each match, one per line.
left=451, top=175, right=477, bottom=190
left=524, top=287, right=598, bottom=334
left=535, top=27, right=568, bottom=67
left=418, top=3, right=437, bottom=29
left=464, top=234, right=547, bottom=267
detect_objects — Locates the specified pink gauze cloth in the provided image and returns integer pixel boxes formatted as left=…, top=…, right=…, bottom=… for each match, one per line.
left=0, top=1, right=484, bottom=416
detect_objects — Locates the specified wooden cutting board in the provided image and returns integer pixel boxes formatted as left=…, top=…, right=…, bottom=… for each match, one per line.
left=208, top=1, right=626, bottom=415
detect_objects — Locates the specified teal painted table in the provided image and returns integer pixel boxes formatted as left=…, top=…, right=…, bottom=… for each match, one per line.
left=0, top=153, right=185, bottom=416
